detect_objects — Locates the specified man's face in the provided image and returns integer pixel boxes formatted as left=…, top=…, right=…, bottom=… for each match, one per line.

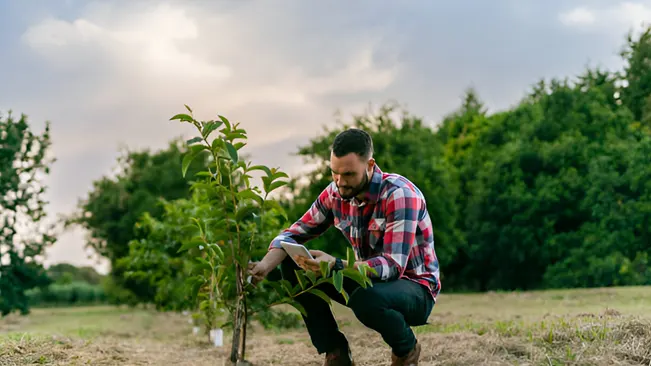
left=330, top=152, right=374, bottom=199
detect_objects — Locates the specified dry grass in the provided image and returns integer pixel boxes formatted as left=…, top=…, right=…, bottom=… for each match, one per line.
left=1, top=286, right=650, bottom=365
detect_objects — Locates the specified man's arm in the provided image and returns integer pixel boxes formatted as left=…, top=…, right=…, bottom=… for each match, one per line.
left=261, top=185, right=334, bottom=269
left=361, top=187, right=421, bottom=281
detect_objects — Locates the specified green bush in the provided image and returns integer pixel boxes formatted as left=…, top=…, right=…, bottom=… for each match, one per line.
left=26, top=281, right=107, bottom=307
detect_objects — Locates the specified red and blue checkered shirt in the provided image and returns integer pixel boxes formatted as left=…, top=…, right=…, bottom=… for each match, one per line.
left=269, top=164, right=441, bottom=301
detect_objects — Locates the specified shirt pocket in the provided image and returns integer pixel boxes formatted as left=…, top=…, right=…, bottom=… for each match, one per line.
left=367, top=218, right=386, bottom=249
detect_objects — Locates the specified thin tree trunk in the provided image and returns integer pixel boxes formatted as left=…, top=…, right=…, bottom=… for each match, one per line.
left=230, top=263, right=245, bottom=364
left=240, top=295, right=248, bottom=361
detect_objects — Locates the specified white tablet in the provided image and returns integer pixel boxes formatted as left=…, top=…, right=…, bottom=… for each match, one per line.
left=280, top=241, right=314, bottom=266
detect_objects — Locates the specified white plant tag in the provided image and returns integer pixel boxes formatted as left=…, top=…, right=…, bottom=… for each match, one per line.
left=209, top=328, right=223, bottom=347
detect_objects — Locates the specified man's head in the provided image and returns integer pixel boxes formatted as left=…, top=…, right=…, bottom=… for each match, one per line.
left=330, top=128, right=375, bottom=199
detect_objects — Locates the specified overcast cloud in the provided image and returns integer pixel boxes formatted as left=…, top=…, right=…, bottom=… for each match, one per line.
left=0, top=0, right=649, bottom=274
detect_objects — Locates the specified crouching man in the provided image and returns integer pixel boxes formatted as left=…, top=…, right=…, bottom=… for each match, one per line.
left=248, top=128, right=440, bottom=366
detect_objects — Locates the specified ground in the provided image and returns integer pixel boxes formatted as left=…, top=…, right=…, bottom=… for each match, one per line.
left=1, top=286, right=650, bottom=365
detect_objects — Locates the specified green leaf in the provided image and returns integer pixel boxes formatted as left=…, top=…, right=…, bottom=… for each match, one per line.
left=194, top=171, right=212, bottom=178
left=358, top=263, right=378, bottom=278
left=305, top=271, right=317, bottom=285
left=248, top=165, right=272, bottom=176
left=308, top=288, right=331, bottom=305
left=225, top=142, right=238, bottom=163
left=195, top=257, right=212, bottom=273
left=184, top=104, right=193, bottom=113
left=292, top=282, right=302, bottom=293
left=182, top=153, right=197, bottom=178
left=253, top=213, right=262, bottom=228
left=235, top=204, right=259, bottom=222
left=218, top=115, right=232, bottom=131
left=191, top=218, right=204, bottom=236
left=320, top=261, right=331, bottom=278
left=170, top=113, right=194, bottom=123
left=211, top=138, right=223, bottom=152
left=263, top=200, right=289, bottom=222
left=190, top=279, right=203, bottom=299
left=340, top=288, right=350, bottom=304
left=190, top=144, right=209, bottom=154
left=262, top=176, right=271, bottom=192
left=237, top=189, right=264, bottom=205
left=186, top=136, right=202, bottom=145
left=234, top=142, right=246, bottom=150
left=333, top=270, right=343, bottom=292
left=341, top=268, right=368, bottom=288
left=268, top=180, right=288, bottom=192
left=202, top=121, right=221, bottom=138
left=366, top=266, right=378, bottom=276
left=294, top=270, right=307, bottom=290
left=267, top=281, right=284, bottom=296
left=289, top=301, right=307, bottom=317
left=177, top=237, right=204, bottom=253
left=280, top=279, right=293, bottom=294
left=271, top=171, right=289, bottom=180
left=209, top=243, right=225, bottom=260
left=225, top=132, right=247, bottom=141
left=346, top=248, right=356, bottom=269
left=199, top=299, right=211, bottom=311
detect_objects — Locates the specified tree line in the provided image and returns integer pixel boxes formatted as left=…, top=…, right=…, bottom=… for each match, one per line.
left=2, top=26, right=651, bottom=316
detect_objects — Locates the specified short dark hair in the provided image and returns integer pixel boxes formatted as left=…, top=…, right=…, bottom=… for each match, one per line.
left=331, top=128, right=373, bottom=160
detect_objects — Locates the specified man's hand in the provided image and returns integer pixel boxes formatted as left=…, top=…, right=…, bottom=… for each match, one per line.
left=247, top=261, right=272, bottom=286
left=295, top=250, right=336, bottom=273
left=247, top=248, right=287, bottom=286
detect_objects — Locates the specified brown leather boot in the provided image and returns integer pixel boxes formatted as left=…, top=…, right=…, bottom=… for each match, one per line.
left=391, top=341, right=421, bottom=366
left=324, top=345, right=355, bottom=366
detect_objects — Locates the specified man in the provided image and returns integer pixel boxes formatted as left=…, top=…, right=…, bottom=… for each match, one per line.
left=248, top=128, right=440, bottom=366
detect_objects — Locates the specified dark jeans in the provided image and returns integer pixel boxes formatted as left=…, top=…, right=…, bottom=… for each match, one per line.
left=276, top=256, right=434, bottom=357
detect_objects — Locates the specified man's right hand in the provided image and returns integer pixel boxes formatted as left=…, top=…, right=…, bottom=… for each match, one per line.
left=247, top=248, right=288, bottom=286
left=247, top=261, right=271, bottom=286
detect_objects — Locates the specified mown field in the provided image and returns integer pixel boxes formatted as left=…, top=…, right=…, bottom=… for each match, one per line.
left=1, top=286, right=650, bottom=365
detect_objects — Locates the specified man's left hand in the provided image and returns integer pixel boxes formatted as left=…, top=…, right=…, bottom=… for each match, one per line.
left=295, top=250, right=335, bottom=272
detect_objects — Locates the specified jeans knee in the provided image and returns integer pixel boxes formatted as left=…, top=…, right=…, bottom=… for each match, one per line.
left=348, top=287, right=385, bottom=321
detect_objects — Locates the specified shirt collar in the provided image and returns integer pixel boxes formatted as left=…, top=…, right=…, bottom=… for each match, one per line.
left=361, top=164, right=383, bottom=204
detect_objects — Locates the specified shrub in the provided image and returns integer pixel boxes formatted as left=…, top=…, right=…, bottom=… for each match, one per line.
left=26, top=281, right=107, bottom=307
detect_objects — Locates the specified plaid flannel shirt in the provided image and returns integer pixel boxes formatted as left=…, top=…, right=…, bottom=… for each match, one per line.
left=269, top=164, right=441, bottom=301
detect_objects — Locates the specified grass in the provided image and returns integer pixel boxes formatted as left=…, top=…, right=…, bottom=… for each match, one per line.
left=1, top=286, right=650, bottom=365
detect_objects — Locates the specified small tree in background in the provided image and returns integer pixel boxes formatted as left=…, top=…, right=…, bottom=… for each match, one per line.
left=0, top=111, right=56, bottom=316
left=170, top=106, right=374, bottom=365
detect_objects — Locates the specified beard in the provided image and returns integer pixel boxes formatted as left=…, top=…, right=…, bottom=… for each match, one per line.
left=337, top=170, right=370, bottom=199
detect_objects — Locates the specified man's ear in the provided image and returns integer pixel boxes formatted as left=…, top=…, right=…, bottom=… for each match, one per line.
left=367, top=158, right=375, bottom=173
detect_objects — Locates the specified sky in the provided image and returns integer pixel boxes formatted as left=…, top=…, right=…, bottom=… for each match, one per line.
left=0, top=0, right=649, bottom=274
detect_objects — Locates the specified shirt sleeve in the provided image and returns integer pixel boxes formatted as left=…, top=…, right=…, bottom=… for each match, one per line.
left=268, top=184, right=334, bottom=250
left=364, top=187, right=421, bottom=280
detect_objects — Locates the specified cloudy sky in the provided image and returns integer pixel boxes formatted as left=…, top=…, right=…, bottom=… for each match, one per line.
left=0, top=0, right=648, bottom=274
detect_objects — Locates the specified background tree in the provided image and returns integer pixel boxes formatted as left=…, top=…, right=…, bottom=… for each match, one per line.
left=0, top=111, right=56, bottom=316
left=620, top=27, right=651, bottom=126
left=65, top=139, right=210, bottom=303
left=46, top=263, right=103, bottom=285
